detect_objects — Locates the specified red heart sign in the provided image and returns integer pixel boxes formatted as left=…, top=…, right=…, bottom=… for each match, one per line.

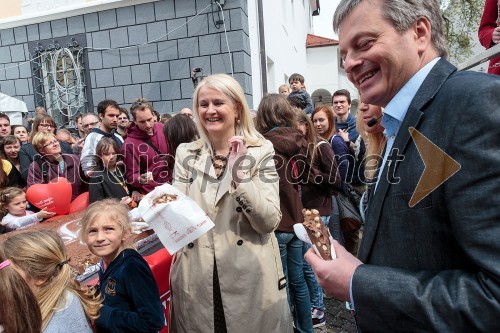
left=69, top=192, right=89, bottom=214
left=26, top=177, right=72, bottom=215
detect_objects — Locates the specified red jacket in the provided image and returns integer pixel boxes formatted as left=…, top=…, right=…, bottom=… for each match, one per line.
left=122, top=122, right=171, bottom=194
left=478, top=0, right=500, bottom=75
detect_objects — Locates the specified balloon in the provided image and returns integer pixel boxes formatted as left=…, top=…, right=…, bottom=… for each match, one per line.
left=26, top=177, right=72, bottom=215
left=69, top=192, right=89, bottom=214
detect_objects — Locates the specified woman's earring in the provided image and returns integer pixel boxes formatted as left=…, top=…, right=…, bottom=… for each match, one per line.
left=236, top=119, right=241, bottom=124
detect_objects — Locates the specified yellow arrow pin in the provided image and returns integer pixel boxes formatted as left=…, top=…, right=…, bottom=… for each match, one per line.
left=408, top=127, right=461, bottom=208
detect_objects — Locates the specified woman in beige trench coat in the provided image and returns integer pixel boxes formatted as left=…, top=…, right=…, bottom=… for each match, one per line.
left=170, top=74, right=293, bottom=333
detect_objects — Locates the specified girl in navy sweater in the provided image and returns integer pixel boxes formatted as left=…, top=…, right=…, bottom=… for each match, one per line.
left=80, top=199, right=164, bottom=333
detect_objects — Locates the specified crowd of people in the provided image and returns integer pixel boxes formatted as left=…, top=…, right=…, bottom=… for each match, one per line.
left=1, top=0, right=499, bottom=332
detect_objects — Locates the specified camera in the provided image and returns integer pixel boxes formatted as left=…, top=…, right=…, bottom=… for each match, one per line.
left=193, top=68, right=202, bottom=73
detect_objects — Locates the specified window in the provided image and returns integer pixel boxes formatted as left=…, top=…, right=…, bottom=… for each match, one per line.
left=30, top=35, right=91, bottom=128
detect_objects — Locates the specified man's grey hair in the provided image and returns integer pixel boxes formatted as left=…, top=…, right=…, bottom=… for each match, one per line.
left=333, top=0, right=448, bottom=58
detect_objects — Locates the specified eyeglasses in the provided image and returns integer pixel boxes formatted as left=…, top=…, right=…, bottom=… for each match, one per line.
left=39, top=123, right=54, bottom=128
left=83, top=121, right=99, bottom=129
left=43, top=140, right=59, bottom=148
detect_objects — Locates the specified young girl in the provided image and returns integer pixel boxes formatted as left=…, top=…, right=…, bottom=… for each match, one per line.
left=0, top=247, right=42, bottom=333
left=0, top=187, right=55, bottom=232
left=88, top=137, right=136, bottom=204
left=3, top=230, right=101, bottom=332
left=80, top=199, right=164, bottom=333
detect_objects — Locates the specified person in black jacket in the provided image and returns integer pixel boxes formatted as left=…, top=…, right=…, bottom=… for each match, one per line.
left=89, top=137, right=138, bottom=204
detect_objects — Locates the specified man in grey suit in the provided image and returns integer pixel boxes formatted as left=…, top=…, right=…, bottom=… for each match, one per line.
left=305, top=0, right=500, bottom=332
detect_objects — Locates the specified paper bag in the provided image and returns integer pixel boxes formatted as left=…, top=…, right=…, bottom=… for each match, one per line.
left=138, top=184, right=215, bottom=254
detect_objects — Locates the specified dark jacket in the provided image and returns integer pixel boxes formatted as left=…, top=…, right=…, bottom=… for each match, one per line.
left=301, top=141, right=342, bottom=216
left=264, top=127, right=308, bottom=233
left=122, top=122, right=171, bottom=194
left=26, top=154, right=83, bottom=201
left=1, top=159, right=25, bottom=188
left=289, top=90, right=314, bottom=114
left=20, top=141, right=73, bottom=180
left=88, top=169, right=129, bottom=203
left=95, top=249, right=165, bottom=333
left=335, top=113, right=359, bottom=142
left=353, top=59, right=500, bottom=332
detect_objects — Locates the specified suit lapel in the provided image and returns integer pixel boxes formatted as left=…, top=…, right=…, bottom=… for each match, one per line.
left=358, top=59, right=457, bottom=262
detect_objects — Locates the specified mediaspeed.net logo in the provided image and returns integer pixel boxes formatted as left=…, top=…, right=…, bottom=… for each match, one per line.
left=28, top=128, right=461, bottom=208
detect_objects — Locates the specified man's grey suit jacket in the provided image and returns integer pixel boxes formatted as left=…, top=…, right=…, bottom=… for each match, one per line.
left=352, top=58, right=500, bottom=332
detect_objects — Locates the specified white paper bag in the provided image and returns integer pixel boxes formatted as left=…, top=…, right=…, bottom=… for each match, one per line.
left=138, top=184, right=215, bottom=254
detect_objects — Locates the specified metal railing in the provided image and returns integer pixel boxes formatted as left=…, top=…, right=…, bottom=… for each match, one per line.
left=457, top=43, right=500, bottom=71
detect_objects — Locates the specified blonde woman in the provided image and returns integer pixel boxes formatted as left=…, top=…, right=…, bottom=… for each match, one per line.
left=27, top=132, right=82, bottom=200
left=3, top=230, right=101, bottom=332
left=19, top=115, right=73, bottom=180
left=171, top=74, right=293, bottom=332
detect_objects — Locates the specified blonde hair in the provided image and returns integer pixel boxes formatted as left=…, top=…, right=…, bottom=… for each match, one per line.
left=356, top=102, right=386, bottom=181
left=31, top=132, right=57, bottom=153
left=192, top=74, right=263, bottom=153
left=3, top=230, right=101, bottom=330
left=0, top=187, right=25, bottom=218
left=278, top=84, right=290, bottom=94
left=79, top=199, right=131, bottom=243
left=0, top=247, right=42, bottom=333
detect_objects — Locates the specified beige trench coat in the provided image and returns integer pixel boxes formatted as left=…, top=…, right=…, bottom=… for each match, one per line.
left=169, top=139, right=293, bottom=333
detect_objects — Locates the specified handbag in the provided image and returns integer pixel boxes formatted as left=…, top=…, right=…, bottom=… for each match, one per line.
left=336, top=191, right=362, bottom=232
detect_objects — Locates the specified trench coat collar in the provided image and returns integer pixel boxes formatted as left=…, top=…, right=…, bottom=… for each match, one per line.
left=184, top=138, right=261, bottom=206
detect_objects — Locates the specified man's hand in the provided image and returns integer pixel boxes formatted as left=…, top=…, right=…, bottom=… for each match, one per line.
left=304, top=240, right=363, bottom=301
left=139, top=171, right=153, bottom=184
left=493, top=26, right=500, bottom=45
left=338, top=128, right=349, bottom=142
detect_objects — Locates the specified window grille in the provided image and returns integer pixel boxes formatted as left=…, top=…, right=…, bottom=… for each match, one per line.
left=31, top=36, right=90, bottom=128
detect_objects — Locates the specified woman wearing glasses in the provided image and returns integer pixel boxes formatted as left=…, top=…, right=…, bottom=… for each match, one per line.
left=19, top=115, right=73, bottom=181
left=27, top=132, right=83, bottom=201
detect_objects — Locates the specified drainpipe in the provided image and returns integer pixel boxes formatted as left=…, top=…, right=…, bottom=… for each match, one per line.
left=256, top=0, right=267, bottom=94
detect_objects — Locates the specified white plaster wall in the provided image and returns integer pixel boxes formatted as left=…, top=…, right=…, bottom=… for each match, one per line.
left=248, top=0, right=314, bottom=108
left=306, top=45, right=358, bottom=99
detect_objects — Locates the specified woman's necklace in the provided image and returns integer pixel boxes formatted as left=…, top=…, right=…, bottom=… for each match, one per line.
left=211, top=147, right=232, bottom=179
left=109, top=168, right=130, bottom=195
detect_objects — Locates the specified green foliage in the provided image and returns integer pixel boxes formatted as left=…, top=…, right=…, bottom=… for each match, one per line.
left=441, top=0, right=484, bottom=64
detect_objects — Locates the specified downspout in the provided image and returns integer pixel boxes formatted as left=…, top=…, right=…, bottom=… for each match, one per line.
left=257, top=0, right=267, bottom=94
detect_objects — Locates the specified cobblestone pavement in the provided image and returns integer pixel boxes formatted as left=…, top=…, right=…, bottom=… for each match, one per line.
left=314, top=297, right=356, bottom=333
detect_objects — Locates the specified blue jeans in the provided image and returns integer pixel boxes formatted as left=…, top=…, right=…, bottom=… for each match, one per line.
left=275, top=231, right=313, bottom=333
left=302, top=216, right=329, bottom=311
